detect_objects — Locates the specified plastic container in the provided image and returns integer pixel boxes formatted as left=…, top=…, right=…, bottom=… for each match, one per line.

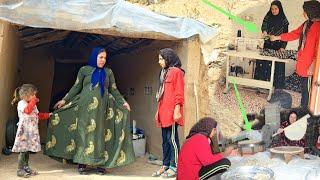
left=133, top=138, right=146, bottom=157
left=236, top=38, right=246, bottom=52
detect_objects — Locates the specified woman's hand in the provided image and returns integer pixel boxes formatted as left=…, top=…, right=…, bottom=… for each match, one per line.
left=222, top=146, right=234, bottom=157
left=123, top=102, right=131, bottom=111
left=307, top=62, right=314, bottom=76
left=173, top=105, right=182, bottom=121
left=277, top=128, right=284, bottom=134
left=54, top=100, right=66, bottom=109
left=270, top=35, right=281, bottom=41
left=155, top=111, right=159, bottom=121
left=261, top=31, right=268, bottom=38
left=279, top=48, right=285, bottom=52
left=229, top=148, right=239, bottom=156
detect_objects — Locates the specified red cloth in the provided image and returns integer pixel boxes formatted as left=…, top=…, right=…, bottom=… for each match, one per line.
left=23, top=97, right=50, bottom=120
left=177, top=134, right=223, bottom=180
left=23, top=97, right=39, bottom=114
left=156, top=67, right=184, bottom=128
left=38, top=112, right=50, bottom=120
left=280, top=21, right=320, bottom=77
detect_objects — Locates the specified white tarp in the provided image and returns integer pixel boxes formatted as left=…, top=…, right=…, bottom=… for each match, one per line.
left=0, top=0, right=218, bottom=43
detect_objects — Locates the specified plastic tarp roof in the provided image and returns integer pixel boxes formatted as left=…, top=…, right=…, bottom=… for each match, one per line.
left=0, top=0, right=218, bottom=43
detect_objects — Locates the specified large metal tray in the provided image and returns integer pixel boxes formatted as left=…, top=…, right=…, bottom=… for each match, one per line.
left=221, top=166, right=274, bottom=180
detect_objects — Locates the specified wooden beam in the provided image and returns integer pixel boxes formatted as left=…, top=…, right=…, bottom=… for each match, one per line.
left=81, top=34, right=105, bottom=47
left=89, top=34, right=113, bottom=47
left=79, top=28, right=179, bottom=41
left=63, top=32, right=75, bottom=47
left=24, top=31, right=70, bottom=49
left=91, top=34, right=113, bottom=42
left=24, top=40, right=63, bottom=51
left=86, top=41, right=105, bottom=49
left=64, top=32, right=87, bottom=48
left=71, top=33, right=88, bottom=48
left=19, top=27, right=53, bottom=37
left=21, top=29, right=59, bottom=42
left=110, top=39, right=153, bottom=56
left=103, top=37, right=127, bottom=49
left=51, top=48, right=86, bottom=59
left=80, top=40, right=89, bottom=46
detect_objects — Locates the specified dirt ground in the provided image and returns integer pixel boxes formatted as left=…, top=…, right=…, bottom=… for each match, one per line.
left=0, top=153, right=160, bottom=180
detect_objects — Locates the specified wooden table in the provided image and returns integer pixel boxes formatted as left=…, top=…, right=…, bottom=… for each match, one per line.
left=269, top=146, right=304, bottom=163
left=223, top=50, right=290, bottom=100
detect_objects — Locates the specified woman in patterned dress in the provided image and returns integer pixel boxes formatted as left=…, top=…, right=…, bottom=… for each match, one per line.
left=44, top=47, right=135, bottom=175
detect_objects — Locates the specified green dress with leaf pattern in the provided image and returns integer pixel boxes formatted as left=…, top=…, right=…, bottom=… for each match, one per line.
left=44, top=66, right=135, bottom=168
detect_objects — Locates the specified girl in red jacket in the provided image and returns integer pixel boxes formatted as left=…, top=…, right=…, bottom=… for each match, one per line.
left=177, top=117, right=232, bottom=180
left=11, top=84, right=51, bottom=178
left=152, top=48, right=184, bottom=178
left=271, top=0, right=320, bottom=108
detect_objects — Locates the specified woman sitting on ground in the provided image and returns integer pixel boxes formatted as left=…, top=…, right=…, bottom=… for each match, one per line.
left=271, top=111, right=306, bottom=149
left=177, top=117, right=233, bottom=180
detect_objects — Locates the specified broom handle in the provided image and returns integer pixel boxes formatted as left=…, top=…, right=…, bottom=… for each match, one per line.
left=194, top=82, right=199, bottom=121
left=272, top=131, right=282, bottom=137
left=272, top=128, right=286, bottom=137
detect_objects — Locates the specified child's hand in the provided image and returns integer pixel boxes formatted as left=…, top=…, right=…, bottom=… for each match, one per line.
left=29, top=95, right=39, bottom=103
left=49, top=113, right=53, bottom=116
left=31, top=95, right=38, bottom=101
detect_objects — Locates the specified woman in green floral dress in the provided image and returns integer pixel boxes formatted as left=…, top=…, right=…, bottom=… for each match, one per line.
left=44, top=47, right=135, bottom=174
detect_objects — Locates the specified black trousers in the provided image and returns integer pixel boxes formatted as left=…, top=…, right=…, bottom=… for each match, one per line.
left=300, top=77, right=310, bottom=108
left=161, top=124, right=180, bottom=168
left=198, top=158, right=231, bottom=180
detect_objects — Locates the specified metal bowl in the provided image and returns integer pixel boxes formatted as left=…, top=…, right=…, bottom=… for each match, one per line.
left=221, top=166, right=274, bottom=180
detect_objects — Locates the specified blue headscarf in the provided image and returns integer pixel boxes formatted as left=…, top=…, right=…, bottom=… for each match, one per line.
left=88, top=47, right=107, bottom=96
